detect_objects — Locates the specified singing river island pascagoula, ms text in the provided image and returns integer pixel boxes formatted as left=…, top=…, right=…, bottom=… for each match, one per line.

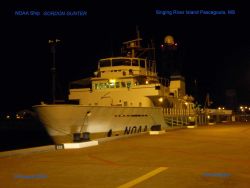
left=155, top=9, right=236, bottom=16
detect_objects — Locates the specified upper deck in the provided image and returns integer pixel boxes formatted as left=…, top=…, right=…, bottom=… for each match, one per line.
left=97, top=57, right=157, bottom=79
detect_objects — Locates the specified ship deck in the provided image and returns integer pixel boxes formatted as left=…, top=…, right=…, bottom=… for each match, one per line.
left=1, top=123, right=250, bottom=188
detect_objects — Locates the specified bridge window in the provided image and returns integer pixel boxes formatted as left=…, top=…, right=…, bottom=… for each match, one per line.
left=115, top=82, right=120, bottom=88
left=105, top=83, right=110, bottom=88
left=99, top=83, right=105, bottom=89
left=132, top=59, right=139, bottom=66
left=110, top=82, right=115, bottom=88
left=95, top=82, right=110, bottom=89
left=94, top=81, right=130, bottom=90
left=121, top=82, right=126, bottom=87
left=140, top=60, right=146, bottom=68
left=127, top=81, right=131, bottom=88
left=112, top=59, right=131, bottom=66
left=99, top=60, right=111, bottom=67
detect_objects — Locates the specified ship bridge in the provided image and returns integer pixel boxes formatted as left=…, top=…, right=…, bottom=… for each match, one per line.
left=97, top=57, right=157, bottom=79
left=90, top=57, right=159, bottom=91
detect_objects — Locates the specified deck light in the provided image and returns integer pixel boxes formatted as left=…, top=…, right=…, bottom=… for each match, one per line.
left=109, top=79, right=116, bottom=83
left=158, top=97, right=163, bottom=102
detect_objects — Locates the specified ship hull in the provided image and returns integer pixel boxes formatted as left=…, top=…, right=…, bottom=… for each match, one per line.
left=33, top=104, right=166, bottom=144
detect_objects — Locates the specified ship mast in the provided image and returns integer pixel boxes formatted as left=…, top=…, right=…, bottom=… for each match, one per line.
left=48, top=39, right=60, bottom=104
left=121, top=27, right=155, bottom=59
left=122, top=28, right=142, bottom=58
left=136, top=26, right=141, bottom=49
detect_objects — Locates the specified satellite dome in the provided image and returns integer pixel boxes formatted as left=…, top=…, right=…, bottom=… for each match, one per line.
left=164, top=35, right=175, bottom=45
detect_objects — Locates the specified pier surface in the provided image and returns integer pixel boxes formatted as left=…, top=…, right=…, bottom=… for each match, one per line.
left=1, top=123, right=250, bottom=187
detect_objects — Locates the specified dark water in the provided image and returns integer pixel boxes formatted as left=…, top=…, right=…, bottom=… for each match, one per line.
left=0, top=119, right=54, bottom=152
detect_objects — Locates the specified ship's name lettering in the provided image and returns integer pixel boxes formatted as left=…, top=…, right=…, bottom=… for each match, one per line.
left=15, top=174, right=48, bottom=179
left=43, top=11, right=87, bottom=16
left=114, top=114, right=148, bottom=117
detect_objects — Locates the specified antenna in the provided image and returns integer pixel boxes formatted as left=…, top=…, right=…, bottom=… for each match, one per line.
left=136, top=25, right=140, bottom=47
left=204, top=93, right=213, bottom=109
left=48, top=39, right=61, bottom=104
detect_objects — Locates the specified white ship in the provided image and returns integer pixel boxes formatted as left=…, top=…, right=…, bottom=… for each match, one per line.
left=33, top=33, right=196, bottom=144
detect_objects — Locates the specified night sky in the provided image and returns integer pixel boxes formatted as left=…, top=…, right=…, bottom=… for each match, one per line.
left=1, top=0, right=249, bottom=112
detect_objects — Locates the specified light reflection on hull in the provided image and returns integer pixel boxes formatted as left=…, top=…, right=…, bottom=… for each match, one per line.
left=33, top=104, right=166, bottom=143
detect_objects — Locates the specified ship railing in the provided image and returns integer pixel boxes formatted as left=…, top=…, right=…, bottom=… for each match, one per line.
left=163, top=107, right=199, bottom=127
left=164, top=108, right=194, bottom=116
left=158, top=77, right=170, bottom=87
left=164, top=116, right=190, bottom=127
left=164, top=109, right=209, bottom=127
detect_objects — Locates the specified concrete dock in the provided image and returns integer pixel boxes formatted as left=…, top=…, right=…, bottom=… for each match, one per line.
left=1, top=123, right=250, bottom=187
